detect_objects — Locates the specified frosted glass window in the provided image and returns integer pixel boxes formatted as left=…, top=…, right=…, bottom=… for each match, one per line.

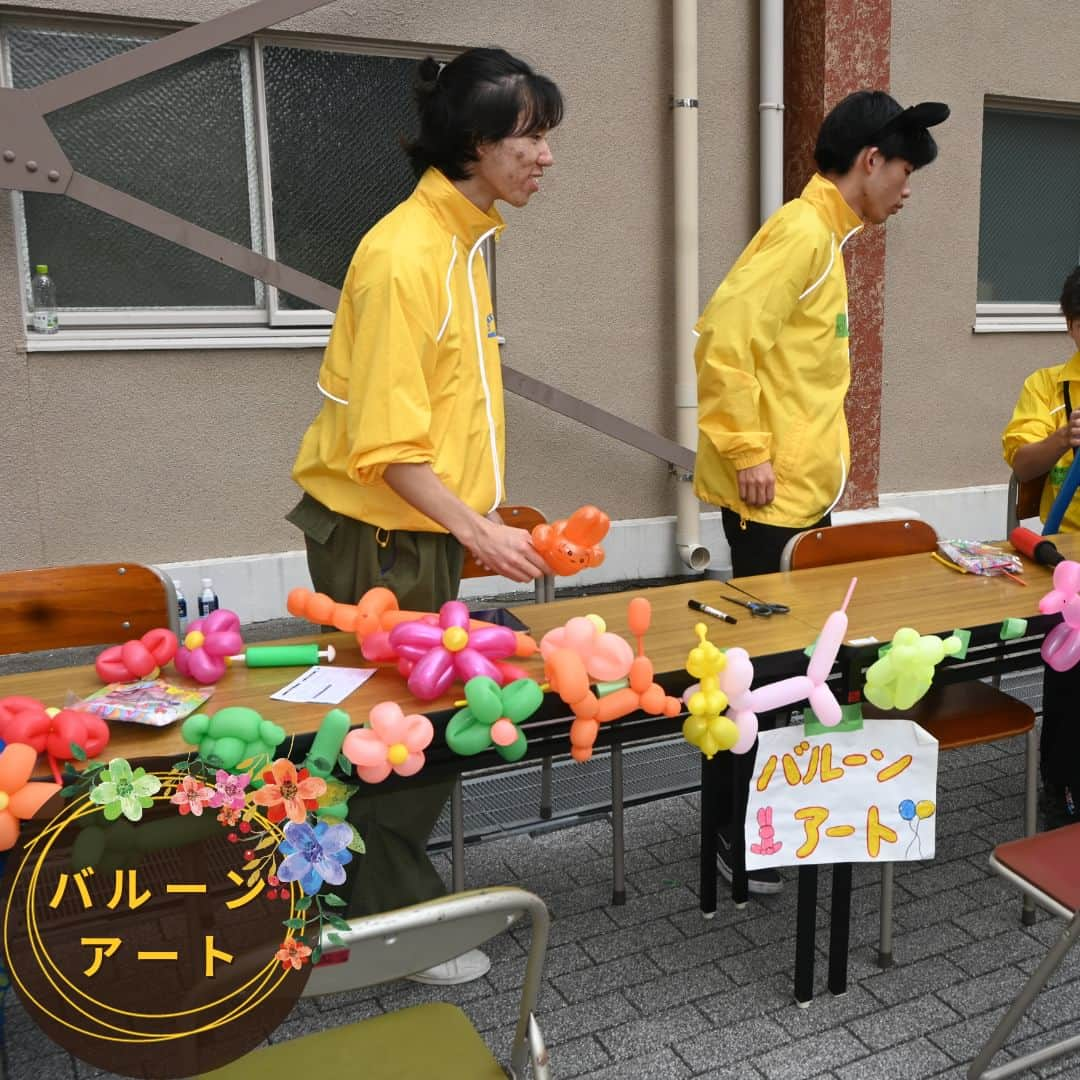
left=262, top=46, right=418, bottom=310
left=978, top=106, right=1080, bottom=304
left=2, top=21, right=443, bottom=327
left=8, top=25, right=258, bottom=309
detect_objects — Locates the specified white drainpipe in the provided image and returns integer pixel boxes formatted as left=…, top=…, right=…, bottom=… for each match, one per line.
left=760, top=0, right=785, bottom=221
left=673, top=0, right=709, bottom=572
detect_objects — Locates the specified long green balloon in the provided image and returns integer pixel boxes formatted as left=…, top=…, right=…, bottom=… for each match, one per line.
left=303, top=709, right=350, bottom=778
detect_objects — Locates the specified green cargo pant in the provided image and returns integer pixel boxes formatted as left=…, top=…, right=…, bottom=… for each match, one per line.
left=286, top=492, right=464, bottom=916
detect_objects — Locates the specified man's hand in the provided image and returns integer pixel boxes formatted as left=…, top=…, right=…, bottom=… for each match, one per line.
left=382, top=463, right=550, bottom=582
left=468, top=519, right=551, bottom=583
left=737, top=461, right=776, bottom=507
left=1062, top=409, right=1080, bottom=450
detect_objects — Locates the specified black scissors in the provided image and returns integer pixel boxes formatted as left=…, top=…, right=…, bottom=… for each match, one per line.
left=720, top=581, right=791, bottom=617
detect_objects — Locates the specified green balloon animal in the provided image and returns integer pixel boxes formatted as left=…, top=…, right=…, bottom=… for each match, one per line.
left=180, top=706, right=286, bottom=774
left=446, top=677, right=544, bottom=762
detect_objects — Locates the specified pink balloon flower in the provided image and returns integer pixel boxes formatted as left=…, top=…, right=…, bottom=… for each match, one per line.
left=174, top=609, right=244, bottom=684
left=388, top=600, right=518, bottom=701
left=342, top=702, right=434, bottom=784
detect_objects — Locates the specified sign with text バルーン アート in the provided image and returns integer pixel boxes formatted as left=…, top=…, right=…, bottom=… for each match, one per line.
left=745, top=719, right=939, bottom=870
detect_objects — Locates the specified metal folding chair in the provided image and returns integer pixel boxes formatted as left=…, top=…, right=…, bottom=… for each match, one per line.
left=968, top=824, right=1080, bottom=1079
left=201, top=887, right=551, bottom=1080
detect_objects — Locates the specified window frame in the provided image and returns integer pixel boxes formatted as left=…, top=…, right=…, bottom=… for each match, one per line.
left=1, top=12, right=455, bottom=344
left=974, top=94, right=1080, bottom=334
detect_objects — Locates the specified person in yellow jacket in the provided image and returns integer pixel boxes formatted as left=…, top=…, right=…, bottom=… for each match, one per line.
left=696, top=91, right=949, bottom=579
left=696, top=90, right=948, bottom=896
left=287, top=47, right=562, bottom=983
left=1002, top=264, right=1080, bottom=829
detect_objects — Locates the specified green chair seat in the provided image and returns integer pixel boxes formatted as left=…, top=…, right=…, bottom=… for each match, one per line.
left=201, top=1002, right=506, bottom=1080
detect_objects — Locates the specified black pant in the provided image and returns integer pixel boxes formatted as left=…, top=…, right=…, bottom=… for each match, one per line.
left=1040, top=662, right=1080, bottom=792
left=721, top=508, right=832, bottom=578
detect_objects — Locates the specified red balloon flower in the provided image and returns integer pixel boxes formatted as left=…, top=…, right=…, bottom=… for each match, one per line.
left=95, top=627, right=178, bottom=683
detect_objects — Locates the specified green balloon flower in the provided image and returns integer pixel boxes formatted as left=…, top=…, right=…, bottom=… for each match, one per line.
left=89, top=758, right=162, bottom=822
left=445, top=677, right=543, bottom=762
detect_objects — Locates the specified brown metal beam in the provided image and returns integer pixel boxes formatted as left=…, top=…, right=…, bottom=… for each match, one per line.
left=33, top=0, right=336, bottom=114
left=66, top=173, right=342, bottom=311
left=501, top=367, right=696, bottom=472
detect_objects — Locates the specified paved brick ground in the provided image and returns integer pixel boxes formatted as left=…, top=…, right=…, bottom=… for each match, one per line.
left=5, top=714, right=1079, bottom=1079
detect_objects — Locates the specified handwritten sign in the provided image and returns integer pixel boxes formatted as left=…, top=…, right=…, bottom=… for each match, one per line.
left=745, top=719, right=939, bottom=869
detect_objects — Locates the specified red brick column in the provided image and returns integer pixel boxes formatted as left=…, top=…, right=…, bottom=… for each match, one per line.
left=783, top=0, right=890, bottom=510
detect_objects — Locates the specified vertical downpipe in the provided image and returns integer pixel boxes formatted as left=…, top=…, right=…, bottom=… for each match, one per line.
left=673, top=0, right=710, bottom=572
left=760, top=0, right=785, bottom=221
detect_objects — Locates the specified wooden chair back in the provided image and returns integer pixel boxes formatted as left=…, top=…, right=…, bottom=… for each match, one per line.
left=1006, top=472, right=1045, bottom=535
left=461, top=505, right=553, bottom=603
left=0, top=562, right=177, bottom=655
left=780, top=518, right=938, bottom=571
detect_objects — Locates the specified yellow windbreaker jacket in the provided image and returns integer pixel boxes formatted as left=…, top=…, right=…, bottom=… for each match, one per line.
left=1002, top=350, right=1080, bottom=534
left=694, top=173, right=863, bottom=527
left=292, top=168, right=506, bottom=532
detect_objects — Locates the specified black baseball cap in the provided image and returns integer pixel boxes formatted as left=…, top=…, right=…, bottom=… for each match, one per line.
left=815, top=91, right=949, bottom=173
left=868, top=101, right=950, bottom=144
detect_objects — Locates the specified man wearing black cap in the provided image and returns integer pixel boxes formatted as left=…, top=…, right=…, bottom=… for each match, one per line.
left=695, top=90, right=949, bottom=894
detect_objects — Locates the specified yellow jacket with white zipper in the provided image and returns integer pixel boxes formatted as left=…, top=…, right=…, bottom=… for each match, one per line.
left=292, top=167, right=506, bottom=533
left=1002, top=350, right=1080, bottom=534
left=694, top=173, right=863, bottom=528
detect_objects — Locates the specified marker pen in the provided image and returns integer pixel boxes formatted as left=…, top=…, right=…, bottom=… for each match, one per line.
left=687, top=599, right=737, bottom=625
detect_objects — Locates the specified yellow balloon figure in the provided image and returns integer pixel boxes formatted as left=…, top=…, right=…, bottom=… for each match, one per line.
left=863, top=627, right=963, bottom=711
left=682, top=623, right=735, bottom=759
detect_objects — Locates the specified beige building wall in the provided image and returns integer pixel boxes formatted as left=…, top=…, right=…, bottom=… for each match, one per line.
left=884, top=1, right=1080, bottom=495
left=0, top=0, right=757, bottom=571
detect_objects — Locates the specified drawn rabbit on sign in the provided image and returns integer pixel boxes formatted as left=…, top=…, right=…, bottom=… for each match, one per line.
left=750, top=806, right=782, bottom=857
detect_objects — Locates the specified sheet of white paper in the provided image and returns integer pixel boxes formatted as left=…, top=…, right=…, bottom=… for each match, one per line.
left=270, top=666, right=376, bottom=705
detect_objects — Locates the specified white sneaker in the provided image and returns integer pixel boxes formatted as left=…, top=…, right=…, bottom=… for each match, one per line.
left=405, top=948, right=491, bottom=985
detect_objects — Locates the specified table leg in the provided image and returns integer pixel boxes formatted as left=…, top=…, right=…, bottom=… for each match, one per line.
left=731, top=750, right=749, bottom=907
left=611, top=739, right=626, bottom=906
left=451, top=775, right=465, bottom=893
left=879, top=862, right=895, bottom=969
left=700, top=752, right=719, bottom=917
left=540, top=755, right=553, bottom=820
left=1022, top=727, right=1038, bottom=926
left=828, top=862, right=852, bottom=995
left=795, top=864, right=818, bottom=1006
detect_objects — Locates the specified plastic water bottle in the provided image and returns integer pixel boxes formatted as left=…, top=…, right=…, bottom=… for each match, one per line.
left=197, top=577, right=219, bottom=617
left=173, top=580, right=188, bottom=635
left=30, top=264, right=58, bottom=334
